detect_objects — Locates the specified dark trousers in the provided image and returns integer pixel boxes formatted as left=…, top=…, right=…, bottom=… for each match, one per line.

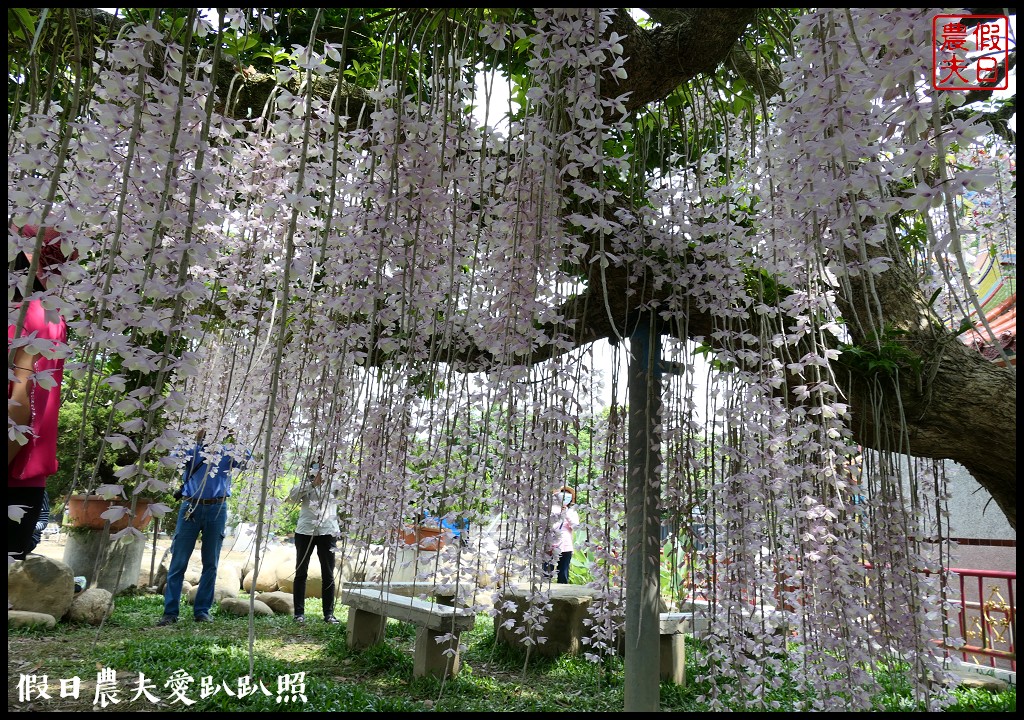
left=7, top=486, right=45, bottom=560
left=294, top=533, right=337, bottom=617
left=556, top=550, right=573, bottom=584
left=543, top=550, right=574, bottom=584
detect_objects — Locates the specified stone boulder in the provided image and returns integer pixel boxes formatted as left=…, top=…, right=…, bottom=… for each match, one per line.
left=242, top=565, right=279, bottom=592
left=953, top=669, right=1010, bottom=691
left=275, top=560, right=331, bottom=597
left=219, top=597, right=274, bottom=617
left=67, top=588, right=115, bottom=625
left=340, top=544, right=389, bottom=582
left=187, top=582, right=237, bottom=605
left=151, top=558, right=168, bottom=592
left=242, top=546, right=293, bottom=580
left=217, top=561, right=243, bottom=591
left=8, top=610, right=57, bottom=629
left=268, top=544, right=295, bottom=566
left=8, top=556, right=75, bottom=620
left=255, top=591, right=294, bottom=615
left=184, top=561, right=203, bottom=586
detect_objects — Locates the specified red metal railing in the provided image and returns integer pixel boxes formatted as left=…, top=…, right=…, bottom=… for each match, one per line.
left=679, top=550, right=1015, bottom=672
left=947, top=567, right=1016, bottom=671
left=701, top=559, right=1016, bottom=673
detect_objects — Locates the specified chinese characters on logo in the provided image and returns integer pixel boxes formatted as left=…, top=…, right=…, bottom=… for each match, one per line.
left=17, top=669, right=308, bottom=706
left=933, top=15, right=1010, bottom=91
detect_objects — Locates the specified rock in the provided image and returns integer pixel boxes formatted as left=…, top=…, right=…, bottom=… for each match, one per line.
left=152, top=556, right=170, bottom=593
left=275, top=557, right=330, bottom=597
left=273, top=558, right=294, bottom=590
left=476, top=569, right=502, bottom=589
left=954, top=669, right=1010, bottom=691
left=255, top=591, right=294, bottom=615
left=219, top=597, right=274, bottom=617
left=8, top=610, right=57, bottom=629
left=242, top=565, right=279, bottom=592
left=67, top=588, right=115, bottom=625
left=187, top=583, right=237, bottom=605
left=341, top=544, right=389, bottom=582
left=217, top=561, right=243, bottom=591
left=243, top=546, right=292, bottom=581
left=8, top=556, right=75, bottom=620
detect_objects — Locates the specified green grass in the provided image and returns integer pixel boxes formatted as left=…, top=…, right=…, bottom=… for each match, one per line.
left=7, top=593, right=1016, bottom=712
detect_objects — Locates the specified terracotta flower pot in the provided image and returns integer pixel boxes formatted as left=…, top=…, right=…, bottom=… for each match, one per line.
left=398, top=524, right=445, bottom=550
left=65, top=494, right=154, bottom=533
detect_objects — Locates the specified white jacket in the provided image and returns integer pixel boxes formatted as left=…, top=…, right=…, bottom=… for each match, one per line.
left=288, top=480, right=340, bottom=537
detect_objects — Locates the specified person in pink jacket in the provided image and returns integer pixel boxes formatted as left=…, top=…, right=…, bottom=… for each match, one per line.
left=8, top=225, right=75, bottom=560
left=546, top=486, right=580, bottom=584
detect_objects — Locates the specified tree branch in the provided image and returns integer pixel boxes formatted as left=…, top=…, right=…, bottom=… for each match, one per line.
left=606, top=8, right=759, bottom=114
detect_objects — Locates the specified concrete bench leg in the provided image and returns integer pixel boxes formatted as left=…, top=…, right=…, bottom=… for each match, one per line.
left=347, top=607, right=387, bottom=650
left=413, top=628, right=461, bottom=679
left=660, top=633, right=686, bottom=686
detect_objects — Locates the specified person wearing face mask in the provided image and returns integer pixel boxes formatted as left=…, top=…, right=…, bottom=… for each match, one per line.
left=545, top=486, right=580, bottom=584
left=287, top=457, right=341, bottom=625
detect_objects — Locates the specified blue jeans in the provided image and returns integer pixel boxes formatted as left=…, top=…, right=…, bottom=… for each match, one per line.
left=163, top=500, right=227, bottom=618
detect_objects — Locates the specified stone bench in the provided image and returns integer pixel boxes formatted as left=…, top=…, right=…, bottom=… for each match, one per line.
left=615, top=612, right=709, bottom=686
left=658, top=612, right=703, bottom=685
left=340, top=587, right=477, bottom=679
left=493, top=584, right=601, bottom=657
left=344, top=581, right=474, bottom=607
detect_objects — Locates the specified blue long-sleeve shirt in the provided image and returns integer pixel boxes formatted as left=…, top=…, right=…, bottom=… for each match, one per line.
left=180, top=443, right=250, bottom=499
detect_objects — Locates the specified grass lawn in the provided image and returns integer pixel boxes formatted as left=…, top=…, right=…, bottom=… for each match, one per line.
left=7, top=591, right=1017, bottom=712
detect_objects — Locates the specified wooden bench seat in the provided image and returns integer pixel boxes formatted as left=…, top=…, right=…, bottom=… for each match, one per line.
left=340, top=588, right=476, bottom=679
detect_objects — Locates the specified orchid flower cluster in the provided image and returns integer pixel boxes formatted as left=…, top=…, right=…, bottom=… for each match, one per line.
left=7, top=7, right=1011, bottom=709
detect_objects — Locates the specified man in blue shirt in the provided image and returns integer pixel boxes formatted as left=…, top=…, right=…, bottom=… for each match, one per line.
left=157, top=428, right=250, bottom=626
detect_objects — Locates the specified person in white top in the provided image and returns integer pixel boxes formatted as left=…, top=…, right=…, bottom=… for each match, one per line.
left=287, top=458, right=341, bottom=624
left=546, top=486, right=580, bottom=584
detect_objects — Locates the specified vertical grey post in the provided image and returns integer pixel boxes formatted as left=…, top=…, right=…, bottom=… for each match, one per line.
left=625, top=311, right=663, bottom=711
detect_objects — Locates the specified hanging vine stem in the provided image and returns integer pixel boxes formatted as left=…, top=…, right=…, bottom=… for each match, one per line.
left=66, top=9, right=203, bottom=507
left=64, top=10, right=187, bottom=500
left=315, top=8, right=354, bottom=268
left=7, top=8, right=50, bottom=136
left=929, top=89, right=1015, bottom=370
left=246, top=8, right=324, bottom=676
left=8, top=9, right=86, bottom=522
left=828, top=12, right=886, bottom=340
left=125, top=11, right=232, bottom=507
left=8, top=8, right=83, bottom=357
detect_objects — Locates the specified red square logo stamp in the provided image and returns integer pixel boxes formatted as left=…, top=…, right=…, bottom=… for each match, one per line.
left=933, top=14, right=1010, bottom=90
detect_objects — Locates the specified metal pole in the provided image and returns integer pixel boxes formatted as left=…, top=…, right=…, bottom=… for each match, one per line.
left=625, top=311, right=663, bottom=711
